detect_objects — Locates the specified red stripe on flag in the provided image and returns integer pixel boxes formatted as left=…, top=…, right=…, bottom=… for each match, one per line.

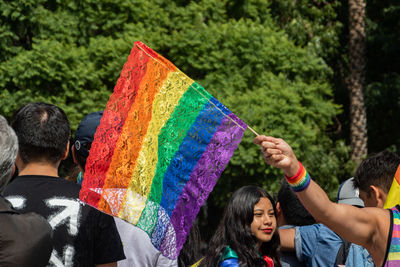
left=79, top=45, right=150, bottom=208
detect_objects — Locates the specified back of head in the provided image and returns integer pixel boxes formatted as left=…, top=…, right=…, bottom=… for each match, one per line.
left=337, top=178, right=364, bottom=207
left=277, top=180, right=315, bottom=226
left=0, top=115, right=18, bottom=192
left=353, top=151, right=400, bottom=195
left=73, top=111, right=103, bottom=170
left=11, top=102, right=70, bottom=165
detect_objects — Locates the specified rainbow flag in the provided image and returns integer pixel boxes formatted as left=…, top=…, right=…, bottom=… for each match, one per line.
left=384, top=164, right=400, bottom=209
left=79, top=41, right=247, bottom=259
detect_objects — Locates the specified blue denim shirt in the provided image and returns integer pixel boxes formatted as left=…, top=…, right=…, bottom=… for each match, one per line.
left=346, top=243, right=375, bottom=267
left=295, top=224, right=374, bottom=267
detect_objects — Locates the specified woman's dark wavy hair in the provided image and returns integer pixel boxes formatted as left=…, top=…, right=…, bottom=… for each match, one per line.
left=178, top=221, right=202, bottom=267
left=200, top=185, right=281, bottom=267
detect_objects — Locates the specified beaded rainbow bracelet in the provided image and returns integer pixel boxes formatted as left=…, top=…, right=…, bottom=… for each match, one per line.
left=284, top=162, right=311, bottom=192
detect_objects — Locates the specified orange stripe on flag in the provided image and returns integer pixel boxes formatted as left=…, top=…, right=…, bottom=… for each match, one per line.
left=395, top=164, right=400, bottom=184
left=97, top=58, right=170, bottom=214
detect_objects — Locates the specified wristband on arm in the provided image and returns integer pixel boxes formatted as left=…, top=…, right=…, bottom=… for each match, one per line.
left=284, top=162, right=311, bottom=192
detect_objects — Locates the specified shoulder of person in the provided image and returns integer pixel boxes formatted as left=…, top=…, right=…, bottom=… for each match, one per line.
left=361, top=207, right=391, bottom=257
left=219, top=258, right=239, bottom=267
left=297, top=223, right=326, bottom=235
left=221, top=246, right=238, bottom=261
left=218, top=246, right=239, bottom=267
left=0, top=203, right=53, bottom=266
left=85, top=205, right=120, bottom=231
left=363, top=207, right=390, bottom=226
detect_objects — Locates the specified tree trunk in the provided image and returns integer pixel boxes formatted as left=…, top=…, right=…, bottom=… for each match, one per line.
left=348, top=0, right=367, bottom=163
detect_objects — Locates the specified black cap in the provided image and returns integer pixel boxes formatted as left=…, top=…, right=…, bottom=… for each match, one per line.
left=74, top=111, right=103, bottom=158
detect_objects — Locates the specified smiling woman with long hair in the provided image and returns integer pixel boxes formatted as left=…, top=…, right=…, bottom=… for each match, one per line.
left=200, top=185, right=281, bottom=267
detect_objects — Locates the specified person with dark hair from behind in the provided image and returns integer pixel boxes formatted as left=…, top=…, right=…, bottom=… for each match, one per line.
left=200, top=185, right=281, bottom=267
left=72, top=111, right=103, bottom=185
left=279, top=178, right=373, bottom=266
left=277, top=179, right=316, bottom=228
left=255, top=135, right=400, bottom=266
left=3, top=103, right=125, bottom=266
left=352, top=151, right=398, bottom=209
left=0, top=115, right=53, bottom=267
left=276, top=179, right=314, bottom=267
left=72, top=110, right=177, bottom=266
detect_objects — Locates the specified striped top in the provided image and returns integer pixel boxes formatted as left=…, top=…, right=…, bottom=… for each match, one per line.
left=384, top=205, right=400, bottom=266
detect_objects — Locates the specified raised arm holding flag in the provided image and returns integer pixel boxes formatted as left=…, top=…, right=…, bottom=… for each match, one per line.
left=255, top=135, right=400, bottom=266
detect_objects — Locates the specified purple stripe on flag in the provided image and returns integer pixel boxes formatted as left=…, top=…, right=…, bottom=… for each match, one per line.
left=165, top=114, right=247, bottom=254
left=228, top=112, right=247, bottom=130
left=159, top=221, right=177, bottom=259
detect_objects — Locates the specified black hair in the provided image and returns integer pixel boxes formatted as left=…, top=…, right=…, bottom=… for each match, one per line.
left=178, top=221, right=202, bottom=267
left=11, top=102, right=70, bottom=165
left=277, top=179, right=315, bottom=226
left=353, top=151, right=400, bottom=195
left=74, top=142, right=92, bottom=170
left=200, top=186, right=281, bottom=267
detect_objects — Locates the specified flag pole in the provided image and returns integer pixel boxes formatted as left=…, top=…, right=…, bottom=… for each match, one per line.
left=247, top=126, right=259, bottom=136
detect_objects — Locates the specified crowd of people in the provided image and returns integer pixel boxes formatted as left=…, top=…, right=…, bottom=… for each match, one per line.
left=0, top=101, right=399, bottom=266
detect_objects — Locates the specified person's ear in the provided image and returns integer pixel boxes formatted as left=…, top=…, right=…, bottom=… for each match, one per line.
left=71, top=145, right=85, bottom=173
left=11, top=164, right=16, bottom=177
left=15, top=153, right=24, bottom=170
left=276, top=202, right=286, bottom=227
left=62, top=140, right=70, bottom=160
left=276, top=202, right=282, bottom=218
left=15, top=154, right=21, bottom=167
left=370, top=185, right=386, bottom=209
left=71, top=145, right=78, bottom=164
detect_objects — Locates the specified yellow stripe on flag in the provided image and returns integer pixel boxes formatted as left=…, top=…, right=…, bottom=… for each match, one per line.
left=384, top=164, right=400, bottom=209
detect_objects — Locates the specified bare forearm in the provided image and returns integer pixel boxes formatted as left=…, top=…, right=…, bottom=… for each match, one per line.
left=279, top=228, right=296, bottom=251
left=295, top=180, right=334, bottom=224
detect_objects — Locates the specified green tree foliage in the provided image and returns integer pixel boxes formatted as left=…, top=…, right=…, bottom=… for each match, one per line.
left=267, top=0, right=343, bottom=60
left=0, top=0, right=352, bottom=209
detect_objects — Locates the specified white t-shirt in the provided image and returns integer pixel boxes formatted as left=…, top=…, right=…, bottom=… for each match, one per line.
left=115, top=218, right=178, bottom=267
